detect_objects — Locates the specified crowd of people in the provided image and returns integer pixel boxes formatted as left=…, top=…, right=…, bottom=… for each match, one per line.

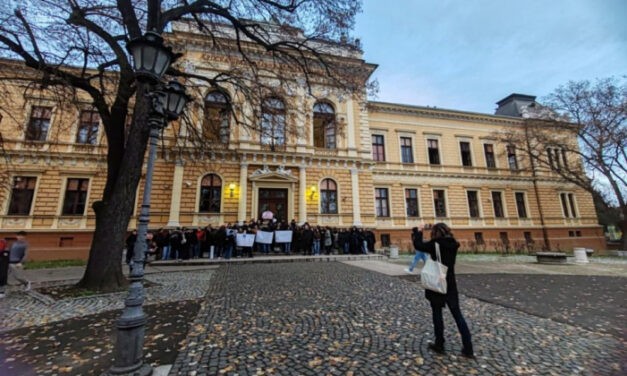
left=125, top=219, right=377, bottom=262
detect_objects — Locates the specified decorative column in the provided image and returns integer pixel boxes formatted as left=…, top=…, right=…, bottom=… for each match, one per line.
left=350, top=168, right=362, bottom=226
left=238, top=163, right=248, bottom=224
left=299, top=166, right=307, bottom=224
left=166, top=159, right=184, bottom=227
left=346, top=99, right=357, bottom=157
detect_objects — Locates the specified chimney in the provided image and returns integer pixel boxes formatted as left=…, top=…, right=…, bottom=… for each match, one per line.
left=495, top=93, right=536, bottom=117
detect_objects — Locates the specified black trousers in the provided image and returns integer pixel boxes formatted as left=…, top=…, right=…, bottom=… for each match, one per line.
left=430, top=297, right=473, bottom=353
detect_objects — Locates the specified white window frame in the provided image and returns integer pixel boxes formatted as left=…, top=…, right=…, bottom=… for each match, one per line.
left=514, top=191, right=529, bottom=219
left=404, top=187, right=420, bottom=218
left=466, top=189, right=482, bottom=218
left=432, top=188, right=448, bottom=218
left=490, top=190, right=507, bottom=218
left=457, top=137, right=474, bottom=167
left=57, top=176, right=92, bottom=216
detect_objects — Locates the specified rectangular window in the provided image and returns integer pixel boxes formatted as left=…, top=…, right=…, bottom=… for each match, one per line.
left=484, top=143, right=496, bottom=168
left=547, top=147, right=564, bottom=171
left=433, top=189, right=447, bottom=217
left=25, top=106, right=52, bottom=141
left=427, top=139, right=440, bottom=165
left=515, top=192, right=528, bottom=218
left=467, top=190, right=480, bottom=218
left=560, top=193, right=578, bottom=218
left=507, top=145, right=518, bottom=170
left=562, top=149, right=568, bottom=169
left=62, top=178, right=89, bottom=215
left=375, top=188, right=389, bottom=217
left=568, top=193, right=577, bottom=218
left=405, top=188, right=419, bottom=217
left=372, top=135, right=385, bottom=162
left=492, top=191, right=504, bottom=218
left=560, top=193, right=570, bottom=217
left=460, top=141, right=472, bottom=167
left=474, top=232, right=484, bottom=245
left=400, top=137, right=414, bottom=163
left=76, top=110, right=100, bottom=145
left=8, top=176, right=37, bottom=215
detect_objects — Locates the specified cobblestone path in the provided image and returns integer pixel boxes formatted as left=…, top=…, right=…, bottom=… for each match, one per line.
left=0, top=270, right=214, bottom=332
left=171, top=262, right=625, bottom=375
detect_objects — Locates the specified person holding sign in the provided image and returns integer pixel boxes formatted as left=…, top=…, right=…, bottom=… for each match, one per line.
left=261, top=205, right=274, bottom=222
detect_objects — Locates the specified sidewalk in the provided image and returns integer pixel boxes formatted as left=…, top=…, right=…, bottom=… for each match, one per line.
left=11, top=253, right=385, bottom=288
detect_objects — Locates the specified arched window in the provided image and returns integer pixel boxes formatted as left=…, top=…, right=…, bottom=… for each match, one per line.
left=313, top=102, right=336, bottom=149
left=261, top=97, right=286, bottom=149
left=204, top=91, right=231, bottom=144
left=199, top=174, right=222, bottom=213
left=320, top=178, right=338, bottom=214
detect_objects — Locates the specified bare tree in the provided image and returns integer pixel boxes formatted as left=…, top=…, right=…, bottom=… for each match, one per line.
left=0, top=0, right=371, bottom=290
left=500, top=77, right=626, bottom=249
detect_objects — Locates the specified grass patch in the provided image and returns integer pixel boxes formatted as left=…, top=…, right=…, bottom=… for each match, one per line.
left=24, top=259, right=86, bottom=270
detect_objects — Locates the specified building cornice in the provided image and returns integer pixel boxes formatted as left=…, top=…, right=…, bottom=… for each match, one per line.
left=368, top=101, right=523, bottom=127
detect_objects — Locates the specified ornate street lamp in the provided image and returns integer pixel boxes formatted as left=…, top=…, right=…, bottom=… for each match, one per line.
left=126, top=31, right=174, bottom=83
left=108, top=34, right=189, bottom=376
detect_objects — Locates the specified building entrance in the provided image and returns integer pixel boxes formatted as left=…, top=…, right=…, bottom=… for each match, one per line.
left=258, top=188, right=288, bottom=222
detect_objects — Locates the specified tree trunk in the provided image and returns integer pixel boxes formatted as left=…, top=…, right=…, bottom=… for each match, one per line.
left=77, top=198, right=132, bottom=291
left=77, top=86, right=151, bottom=291
left=620, top=206, right=627, bottom=251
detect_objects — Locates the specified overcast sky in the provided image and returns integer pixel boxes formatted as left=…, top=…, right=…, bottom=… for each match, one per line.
left=355, top=0, right=627, bottom=114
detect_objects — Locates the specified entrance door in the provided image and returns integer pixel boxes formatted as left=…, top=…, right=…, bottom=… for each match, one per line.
left=258, top=188, right=288, bottom=222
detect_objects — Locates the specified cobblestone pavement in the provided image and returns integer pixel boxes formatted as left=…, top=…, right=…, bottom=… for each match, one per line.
left=457, top=274, right=627, bottom=341
left=171, top=262, right=626, bottom=376
left=0, top=270, right=215, bottom=332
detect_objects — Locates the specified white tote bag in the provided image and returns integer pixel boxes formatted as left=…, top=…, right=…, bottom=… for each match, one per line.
left=420, top=242, right=448, bottom=294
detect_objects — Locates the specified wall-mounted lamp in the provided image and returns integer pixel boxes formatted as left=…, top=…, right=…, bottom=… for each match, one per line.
left=229, top=183, right=236, bottom=198
left=310, top=185, right=317, bottom=199
left=184, top=181, right=192, bottom=188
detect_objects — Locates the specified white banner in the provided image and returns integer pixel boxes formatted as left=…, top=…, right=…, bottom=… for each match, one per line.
left=236, top=233, right=255, bottom=247
left=274, top=230, right=293, bottom=243
left=255, top=231, right=274, bottom=244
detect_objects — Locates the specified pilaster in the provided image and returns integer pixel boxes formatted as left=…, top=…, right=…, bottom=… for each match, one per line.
left=166, top=160, right=184, bottom=228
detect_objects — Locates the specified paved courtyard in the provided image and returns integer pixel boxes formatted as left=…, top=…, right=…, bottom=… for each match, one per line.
left=0, top=257, right=625, bottom=375
left=170, top=262, right=626, bottom=375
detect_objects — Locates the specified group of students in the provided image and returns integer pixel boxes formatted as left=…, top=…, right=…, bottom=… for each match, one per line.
left=124, top=219, right=378, bottom=264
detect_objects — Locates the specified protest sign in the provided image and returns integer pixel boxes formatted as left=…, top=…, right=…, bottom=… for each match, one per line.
left=255, top=231, right=274, bottom=244
left=275, top=230, right=293, bottom=243
left=236, top=233, right=255, bottom=247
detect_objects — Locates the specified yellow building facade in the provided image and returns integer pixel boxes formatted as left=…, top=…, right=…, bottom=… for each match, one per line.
left=0, top=25, right=604, bottom=260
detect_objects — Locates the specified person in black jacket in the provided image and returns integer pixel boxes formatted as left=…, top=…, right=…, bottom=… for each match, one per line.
left=414, top=223, right=474, bottom=358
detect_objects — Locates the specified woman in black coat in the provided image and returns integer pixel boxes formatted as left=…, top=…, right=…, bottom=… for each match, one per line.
left=414, top=223, right=474, bottom=358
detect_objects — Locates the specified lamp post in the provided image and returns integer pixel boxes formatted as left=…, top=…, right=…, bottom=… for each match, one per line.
left=107, top=33, right=189, bottom=376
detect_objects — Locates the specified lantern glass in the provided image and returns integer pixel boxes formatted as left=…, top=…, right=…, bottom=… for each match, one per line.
left=154, top=50, right=170, bottom=77
left=163, top=81, right=190, bottom=120
left=127, top=31, right=173, bottom=83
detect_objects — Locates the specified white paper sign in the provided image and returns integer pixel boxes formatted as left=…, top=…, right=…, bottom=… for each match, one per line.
left=274, top=230, right=293, bottom=243
left=255, top=231, right=274, bottom=244
left=236, top=233, right=255, bottom=247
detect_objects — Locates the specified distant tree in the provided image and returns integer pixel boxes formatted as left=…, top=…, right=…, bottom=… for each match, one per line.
left=500, top=78, right=626, bottom=249
left=0, top=0, right=371, bottom=290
